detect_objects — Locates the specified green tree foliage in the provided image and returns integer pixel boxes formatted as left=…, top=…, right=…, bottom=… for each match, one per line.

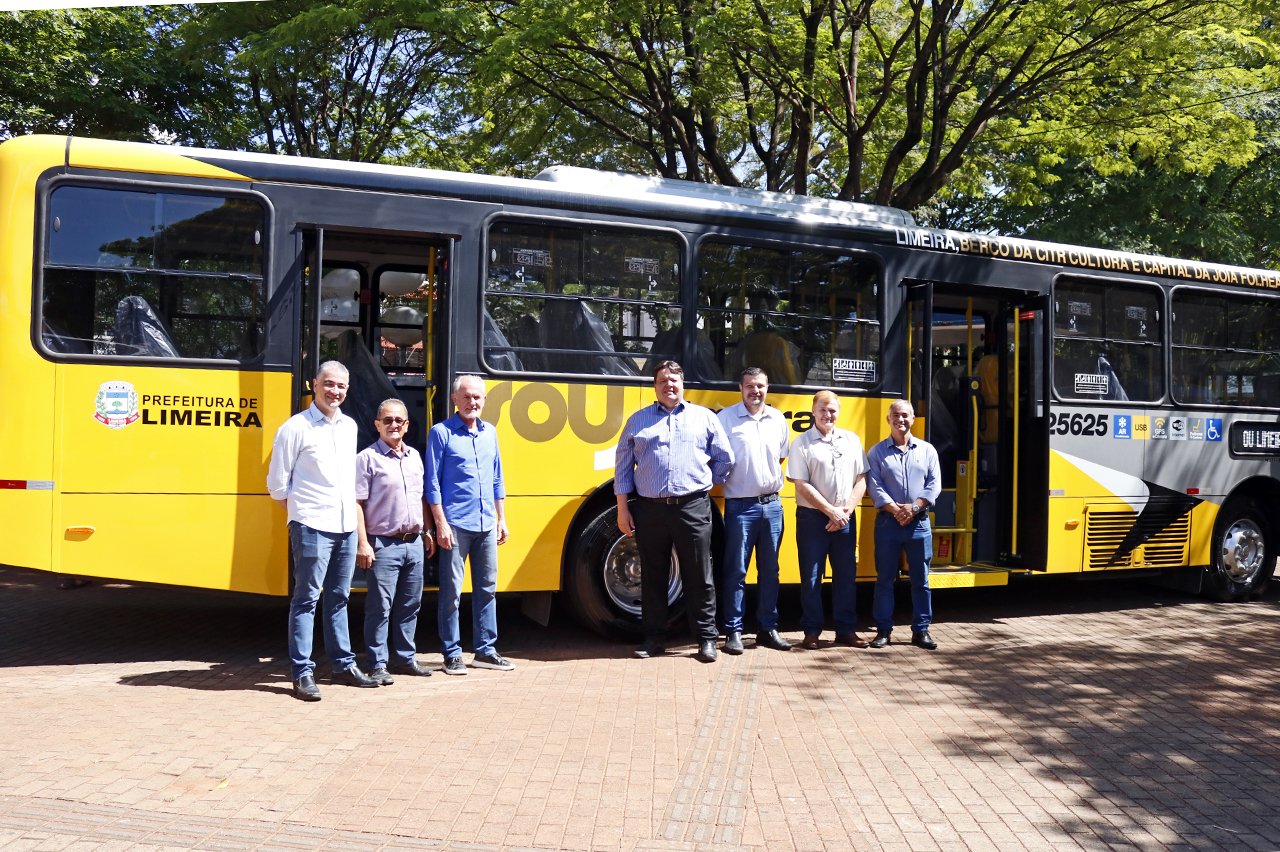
left=471, top=0, right=1278, bottom=208
left=934, top=130, right=1280, bottom=269
left=0, top=7, right=237, bottom=144
left=179, top=0, right=472, bottom=163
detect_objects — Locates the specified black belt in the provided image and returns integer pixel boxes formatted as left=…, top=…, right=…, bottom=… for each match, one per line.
left=726, top=492, right=779, bottom=504
left=638, top=491, right=708, bottom=506
left=376, top=532, right=420, bottom=542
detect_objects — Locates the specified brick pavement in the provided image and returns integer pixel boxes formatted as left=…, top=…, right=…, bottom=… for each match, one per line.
left=3, top=564, right=1280, bottom=851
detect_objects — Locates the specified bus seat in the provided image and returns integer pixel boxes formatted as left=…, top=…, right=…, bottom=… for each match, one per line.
left=335, top=329, right=401, bottom=450
left=41, top=318, right=90, bottom=354
left=1253, top=373, right=1280, bottom=403
left=928, top=383, right=959, bottom=463
left=538, top=300, right=637, bottom=376
left=1097, top=354, right=1130, bottom=401
left=510, top=314, right=545, bottom=372
left=114, top=295, right=180, bottom=358
left=483, top=309, right=524, bottom=372
left=729, top=332, right=801, bottom=385
left=644, top=328, right=721, bottom=379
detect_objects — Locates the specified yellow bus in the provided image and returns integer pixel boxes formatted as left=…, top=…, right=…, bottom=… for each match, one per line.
left=3, top=134, right=1276, bottom=638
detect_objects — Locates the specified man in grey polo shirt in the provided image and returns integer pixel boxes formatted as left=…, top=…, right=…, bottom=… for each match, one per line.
left=356, top=398, right=437, bottom=683
left=716, top=367, right=792, bottom=653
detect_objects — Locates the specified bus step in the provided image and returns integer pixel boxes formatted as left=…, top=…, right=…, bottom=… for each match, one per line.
left=927, top=564, right=1010, bottom=589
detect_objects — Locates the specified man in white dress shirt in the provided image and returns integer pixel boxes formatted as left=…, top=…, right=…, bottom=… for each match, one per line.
left=267, top=361, right=379, bottom=701
left=716, top=368, right=792, bottom=653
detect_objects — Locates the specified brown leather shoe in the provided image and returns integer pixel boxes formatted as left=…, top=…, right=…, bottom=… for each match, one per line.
left=834, top=633, right=869, bottom=648
left=801, top=634, right=820, bottom=650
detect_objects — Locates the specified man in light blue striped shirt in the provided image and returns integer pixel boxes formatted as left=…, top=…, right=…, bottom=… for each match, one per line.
left=616, top=360, right=734, bottom=662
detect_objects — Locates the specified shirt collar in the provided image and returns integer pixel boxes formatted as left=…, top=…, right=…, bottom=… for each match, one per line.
left=374, top=438, right=412, bottom=457
left=447, top=413, right=487, bottom=434
left=305, top=402, right=346, bottom=425
left=654, top=400, right=685, bottom=415
left=883, top=435, right=916, bottom=451
left=812, top=426, right=843, bottom=443
left=735, top=401, right=769, bottom=420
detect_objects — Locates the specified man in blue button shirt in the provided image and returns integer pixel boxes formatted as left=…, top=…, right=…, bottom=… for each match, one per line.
left=616, top=361, right=734, bottom=662
left=866, top=400, right=942, bottom=650
left=427, top=375, right=512, bottom=675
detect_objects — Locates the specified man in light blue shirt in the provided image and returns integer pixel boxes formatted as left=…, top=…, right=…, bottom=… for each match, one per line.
left=427, top=375, right=511, bottom=675
left=866, top=400, right=942, bottom=650
left=616, top=360, right=734, bottom=662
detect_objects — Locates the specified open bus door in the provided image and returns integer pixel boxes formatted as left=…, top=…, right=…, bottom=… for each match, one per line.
left=298, top=228, right=451, bottom=443
left=297, top=226, right=452, bottom=589
left=905, top=283, right=1050, bottom=585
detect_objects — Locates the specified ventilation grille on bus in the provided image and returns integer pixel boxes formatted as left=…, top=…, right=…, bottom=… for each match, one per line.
left=1084, top=508, right=1191, bottom=570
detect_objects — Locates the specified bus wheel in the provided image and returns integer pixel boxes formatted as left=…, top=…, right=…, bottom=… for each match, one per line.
left=565, top=503, right=685, bottom=640
left=1208, top=499, right=1274, bottom=602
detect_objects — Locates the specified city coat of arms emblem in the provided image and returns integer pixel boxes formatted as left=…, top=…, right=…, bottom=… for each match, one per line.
left=94, top=381, right=140, bottom=429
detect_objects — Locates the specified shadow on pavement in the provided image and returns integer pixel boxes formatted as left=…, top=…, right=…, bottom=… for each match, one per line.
left=925, top=610, right=1280, bottom=849
left=118, top=664, right=294, bottom=696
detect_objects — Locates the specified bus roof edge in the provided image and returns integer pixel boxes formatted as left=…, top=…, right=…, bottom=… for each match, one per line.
left=532, top=165, right=916, bottom=229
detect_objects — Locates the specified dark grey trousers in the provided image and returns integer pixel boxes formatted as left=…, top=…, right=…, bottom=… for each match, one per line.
left=632, top=494, right=717, bottom=642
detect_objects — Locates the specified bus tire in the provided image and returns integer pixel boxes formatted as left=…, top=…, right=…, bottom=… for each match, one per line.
left=1207, top=498, right=1274, bottom=602
left=564, top=501, right=686, bottom=640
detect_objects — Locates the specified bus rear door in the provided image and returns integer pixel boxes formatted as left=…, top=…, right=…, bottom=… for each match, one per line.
left=905, top=282, right=1049, bottom=582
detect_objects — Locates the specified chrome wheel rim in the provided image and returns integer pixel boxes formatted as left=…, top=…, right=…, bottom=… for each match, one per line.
left=602, top=536, right=682, bottom=616
left=1222, top=519, right=1266, bottom=583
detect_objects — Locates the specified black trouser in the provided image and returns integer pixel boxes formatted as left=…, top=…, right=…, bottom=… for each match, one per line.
left=632, top=494, right=717, bottom=642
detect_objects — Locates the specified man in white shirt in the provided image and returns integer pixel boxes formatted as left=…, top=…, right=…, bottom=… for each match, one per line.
left=267, top=361, right=378, bottom=701
left=716, top=368, right=792, bottom=653
left=786, top=390, right=869, bottom=650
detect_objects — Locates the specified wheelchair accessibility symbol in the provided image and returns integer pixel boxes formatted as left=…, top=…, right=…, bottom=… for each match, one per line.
left=1206, top=418, right=1223, bottom=441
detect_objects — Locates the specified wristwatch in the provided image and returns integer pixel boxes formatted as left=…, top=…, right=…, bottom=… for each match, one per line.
left=911, top=502, right=924, bottom=515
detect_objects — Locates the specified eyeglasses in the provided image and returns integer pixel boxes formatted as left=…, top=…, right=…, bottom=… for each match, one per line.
left=380, top=417, right=408, bottom=426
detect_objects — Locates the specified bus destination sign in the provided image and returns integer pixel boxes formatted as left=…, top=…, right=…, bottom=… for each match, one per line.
left=1229, top=421, right=1280, bottom=457
left=891, top=228, right=1280, bottom=292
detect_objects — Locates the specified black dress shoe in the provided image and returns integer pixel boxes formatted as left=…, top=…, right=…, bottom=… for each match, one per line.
left=333, top=665, right=379, bottom=687
left=368, top=667, right=395, bottom=685
left=869, top=631, right=892, bottom=649
left=292, top=674, right=321, bottom=701
left=756, top=630, right=792, bottom=651
left=696, top=639, right=718, bottom=662
left=389, top=660, right=434, bottom=677
left=635, top=640, right=666, bottom=659
left=912, top=631, right=938, bottom=650
left=723, top=632, right=744, bottom=655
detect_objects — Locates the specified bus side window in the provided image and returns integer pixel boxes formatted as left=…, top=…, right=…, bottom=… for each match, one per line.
left=483, top=221, right=682, bottom=376
left=1052, top=278, right=1162, bottom=402
left=695, top=241, right=880, bottom=388
left=1172, top=291, right=1280, bottom=407
left=41, top=185, right=265, bottom=362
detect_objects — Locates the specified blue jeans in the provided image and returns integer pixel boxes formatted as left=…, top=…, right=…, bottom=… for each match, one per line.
left=363, top=536, right=425, bottom=668
left=720, top=498, right=784, bottom=633
left=796, top=506, right=859, bottom=636
left=438, top=527, right=498, bottom=659
left=872, top=513, right=933, bottom=633
left=288, top=522, right=358, bottom=681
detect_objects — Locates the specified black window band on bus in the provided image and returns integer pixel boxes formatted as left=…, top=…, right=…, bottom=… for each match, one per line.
left=1052, top=277, right=1164, bottom=403
left=39, top=184, right=267, bottom=363
left=695, top=241, right=881, bottom=389
left=482, top=220, right=683, bottom=377
left=1171, top=288, right=1280, bottom=409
